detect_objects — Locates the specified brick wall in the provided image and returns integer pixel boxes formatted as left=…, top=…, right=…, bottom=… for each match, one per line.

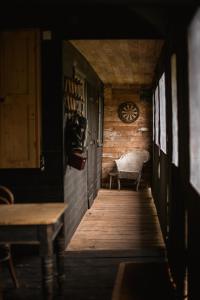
left=102, top=85, right=152, bottom=187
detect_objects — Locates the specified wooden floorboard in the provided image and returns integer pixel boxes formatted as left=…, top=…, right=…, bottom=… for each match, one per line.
left=1, top=188, right=167, bottom=300
left=66, top=188, right=166, bottom=258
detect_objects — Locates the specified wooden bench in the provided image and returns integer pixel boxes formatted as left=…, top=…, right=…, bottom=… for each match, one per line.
left=112, top=262, right=177, bottom=300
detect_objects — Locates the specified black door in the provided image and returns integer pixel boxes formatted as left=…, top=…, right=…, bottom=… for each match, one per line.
left=87, top=85, right=98, bottom=208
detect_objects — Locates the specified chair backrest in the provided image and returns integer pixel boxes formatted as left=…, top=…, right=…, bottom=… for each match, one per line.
left=0, top=185, right=14, bottom=205
left=115, top=149, right=150, bottom=173
left=0, top=185, right=19, bottom=289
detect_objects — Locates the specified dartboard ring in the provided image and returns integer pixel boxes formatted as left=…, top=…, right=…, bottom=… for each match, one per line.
left=118, top=102, right=139, bottom=123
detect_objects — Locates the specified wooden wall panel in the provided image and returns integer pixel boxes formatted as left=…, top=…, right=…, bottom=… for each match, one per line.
left=64, top=167, right=88, bottom=244
left=63, top=41, right=103, bottom=244
left=0, top=30, right=41, bottom=168
left=102, top=86, right=152, bottom=186
left=0, top=30, right=63, bottom=203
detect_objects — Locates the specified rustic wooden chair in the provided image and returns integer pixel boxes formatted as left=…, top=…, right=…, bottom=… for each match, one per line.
left=115, top=149, right=150, bottom=191
left=0, top=185, right=19, bottom=288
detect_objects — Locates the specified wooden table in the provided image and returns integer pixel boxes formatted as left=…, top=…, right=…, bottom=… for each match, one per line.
left=0, top=203, right=68, bottom=295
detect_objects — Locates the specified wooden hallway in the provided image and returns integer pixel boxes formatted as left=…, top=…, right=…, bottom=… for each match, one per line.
left=1, top=5, right=199, bottom=298
left=1, top=189, right=174, bottom=300
left=63, top=188, right=171, bottom=300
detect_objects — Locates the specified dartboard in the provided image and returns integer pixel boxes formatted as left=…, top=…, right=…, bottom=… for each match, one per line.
left=118, top=102, right=139, bottom=123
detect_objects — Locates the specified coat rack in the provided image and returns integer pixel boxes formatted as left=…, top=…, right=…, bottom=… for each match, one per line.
left=64, top=76, right=84, bottom=114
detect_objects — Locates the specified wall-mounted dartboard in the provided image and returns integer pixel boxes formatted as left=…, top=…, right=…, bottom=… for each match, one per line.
left=118, top=102, right=139, bottom=123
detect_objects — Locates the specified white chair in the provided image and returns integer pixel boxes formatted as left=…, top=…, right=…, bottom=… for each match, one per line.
left=115, top=149, right=150, bottom=191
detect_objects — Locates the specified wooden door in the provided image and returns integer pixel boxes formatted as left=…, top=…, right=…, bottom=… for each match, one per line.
left=0, top=29, right=41, bottom=168
left=87, top=87, right=98, bottom=208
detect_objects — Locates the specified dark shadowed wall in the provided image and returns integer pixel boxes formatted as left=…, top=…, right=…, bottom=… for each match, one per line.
left=62, top=41, right=103, bottom=243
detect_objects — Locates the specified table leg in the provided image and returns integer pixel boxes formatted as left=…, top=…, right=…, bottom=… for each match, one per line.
left=55, top=226, right=66, bottom=288
left=38, top=226, right=54, bottom=296
left=41, top=255, right=54, bottom=295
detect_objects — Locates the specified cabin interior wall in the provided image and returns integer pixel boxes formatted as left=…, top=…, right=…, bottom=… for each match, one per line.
left=102, top=85, right=152, bottom=188
left=0, top=5, right=199, bottom=300
left=62, top=41, right=103, bottom=243
left=0, top=30, right=63, bottom=203
left=152, top=10, right=200, bottom=299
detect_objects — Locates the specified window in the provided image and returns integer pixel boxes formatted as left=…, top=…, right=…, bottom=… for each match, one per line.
left=188, top=8, right=200, bottom=193
left=159, top=73, right=167, bottom=154
left=153, top=93, right=155, bottom=141
left=171, top=54, right=179, bottom=166
left=155, top=86, right=160, bottom=146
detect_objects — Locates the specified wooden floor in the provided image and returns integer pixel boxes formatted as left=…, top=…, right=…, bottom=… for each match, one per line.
left=1, top=188, right=167, bottom=300
left=66, top=188, right=166, bottom=259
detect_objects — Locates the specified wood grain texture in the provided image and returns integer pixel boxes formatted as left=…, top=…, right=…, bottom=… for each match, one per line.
left=102, top=86, right=152, bottom=183
left=0, top=30, right=41, bottom=168
left=63, top=41, right=103, bottom=246
left=0, top=203, right=68, bottom=225
left=1, top=253, right=164, bottom=300
left=66, top=189, right=165, bottom=256
left=69, top=40, right=164, bottom=85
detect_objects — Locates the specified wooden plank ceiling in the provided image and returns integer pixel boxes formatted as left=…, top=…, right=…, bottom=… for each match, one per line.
left=69, top=39, right=164, bottom=85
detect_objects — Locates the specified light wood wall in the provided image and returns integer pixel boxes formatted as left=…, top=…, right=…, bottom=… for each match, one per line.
left=102, top=85, right=152, bottom=185
left=0, top=30, right=41, bottom=168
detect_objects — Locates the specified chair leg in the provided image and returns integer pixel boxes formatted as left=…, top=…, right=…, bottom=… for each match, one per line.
left=136, top=171, right=142, bottom=191
left=109, top=175, right=112, bottom=189
left=117, top=178, right=121, bottom=190
left=136, top=180, right=139, bottom=191
left=7, top=257, right=19, bottom=288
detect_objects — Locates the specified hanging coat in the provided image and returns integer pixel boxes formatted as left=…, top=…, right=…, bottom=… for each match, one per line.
left=65, top=113, right=87, bottom=155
